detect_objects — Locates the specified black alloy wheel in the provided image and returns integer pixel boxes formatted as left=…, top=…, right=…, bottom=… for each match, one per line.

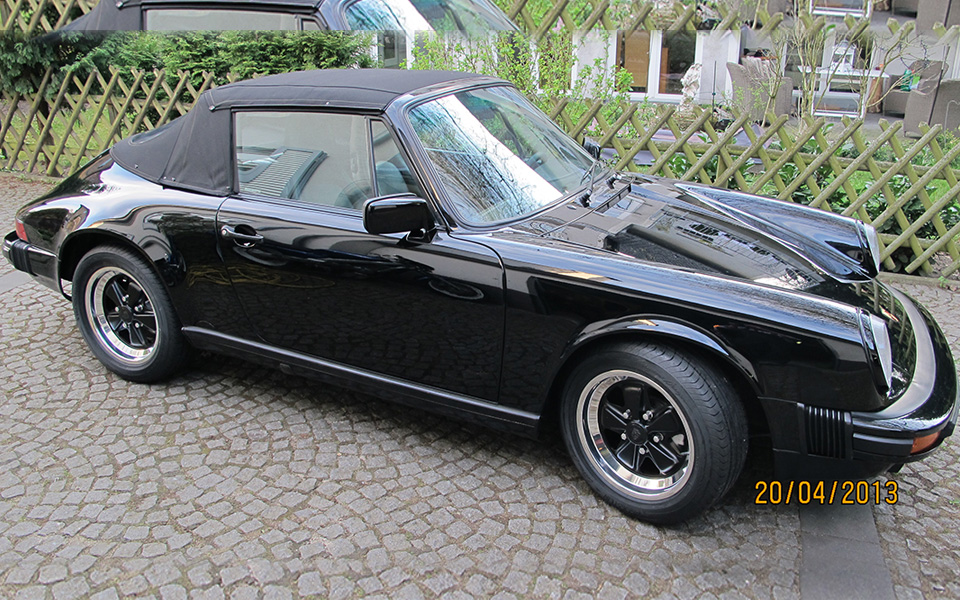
left=586, top=373, right=693, bottom=497
left=73, top=245, right=187, bottom=382
left=85, top=266, right=158, bottom=362
left=561, top=342, right=747, bottom=524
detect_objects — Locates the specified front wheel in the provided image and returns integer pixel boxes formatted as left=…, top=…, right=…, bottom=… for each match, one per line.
left=72, top=245, right=187, bottom=382
left=560, top=342, right=747, bottom=524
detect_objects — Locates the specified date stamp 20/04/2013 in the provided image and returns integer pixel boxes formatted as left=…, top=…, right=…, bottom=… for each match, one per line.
left=754, top=480, right=899, bottom=505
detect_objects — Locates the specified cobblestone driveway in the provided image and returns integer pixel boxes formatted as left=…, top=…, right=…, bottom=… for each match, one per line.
left=1, top=173, right=958, bottom=599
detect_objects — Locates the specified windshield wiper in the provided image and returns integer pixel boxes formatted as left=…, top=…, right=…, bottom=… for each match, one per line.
left=577, top=159, right=604, bottom=207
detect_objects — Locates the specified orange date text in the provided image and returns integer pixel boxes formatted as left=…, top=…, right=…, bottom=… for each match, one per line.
left=754, top=480, right=898, bottom=505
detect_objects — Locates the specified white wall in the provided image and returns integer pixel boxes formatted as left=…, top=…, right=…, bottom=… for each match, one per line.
left=943, top=37, right=960, bottom=79
left=697, top=30, right=741, bottom=105
left=873, top=32, right=960, bottom=80
left=571, top=30, right=619, bottom=97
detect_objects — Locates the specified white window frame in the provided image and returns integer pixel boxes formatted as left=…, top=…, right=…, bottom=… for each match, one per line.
left=627, top=31, right=706, bottom=103
left=808, top=0, right=872, bottom=19
left=376, top=31, right=410, bottom=69
left=950, top=40, right=960, bottom=79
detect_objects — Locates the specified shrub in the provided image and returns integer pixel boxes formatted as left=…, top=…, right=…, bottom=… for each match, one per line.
left=0, top=30, right=375, bottom=96
left=67, top=31, right=376, bottom=88
left=0, top=33, right=106, bottom=96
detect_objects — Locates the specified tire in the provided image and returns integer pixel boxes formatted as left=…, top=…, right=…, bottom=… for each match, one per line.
left=560, top=342, right=747, bottom=524
left=72, top=245, right=187, bottom=383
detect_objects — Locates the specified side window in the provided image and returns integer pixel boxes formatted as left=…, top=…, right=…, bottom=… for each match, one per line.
left=343, top=0, right=406, bottom=30
left=370, top=120, right=422, bottom=198
left=144, top=9, right=299, bottom=30
left=234, top=111, right=373, bottom=209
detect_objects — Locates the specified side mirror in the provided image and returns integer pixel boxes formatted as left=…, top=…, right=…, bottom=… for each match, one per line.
left=364, top=195, right=434, bottom=235
left=582, top=138, right=601, bottom=160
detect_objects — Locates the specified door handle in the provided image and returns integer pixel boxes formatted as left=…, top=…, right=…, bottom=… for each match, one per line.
left=220, top=224, right=264, bottom=246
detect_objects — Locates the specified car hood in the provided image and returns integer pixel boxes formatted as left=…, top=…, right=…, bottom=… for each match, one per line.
left=503, top=175, right=872, bottom=294
left=489, top=175, right=918, bottom=402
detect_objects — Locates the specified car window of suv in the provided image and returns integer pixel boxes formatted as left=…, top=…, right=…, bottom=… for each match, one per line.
left=343, top=0, right=516, bottom=32
left=144, top=9, right=300, bottom=30
left=370, top=120, right=422, bottom=198
left=234, top=111, right=374, bottom=209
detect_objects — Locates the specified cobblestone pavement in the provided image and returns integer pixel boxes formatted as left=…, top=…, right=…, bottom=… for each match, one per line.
left=0, top=172, right=957, bottom=599
left=0, top=176, right=38, bottom=278
left=872, top=284, right=960, bottom=600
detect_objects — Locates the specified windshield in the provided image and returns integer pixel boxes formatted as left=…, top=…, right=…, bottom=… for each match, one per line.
left=407, top=86, right=596, bottom=225
left=344, top=0, right=517, bottom=32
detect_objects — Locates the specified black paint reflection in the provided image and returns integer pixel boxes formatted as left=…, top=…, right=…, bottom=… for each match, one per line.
left=218, top=199, right=503, bottom=401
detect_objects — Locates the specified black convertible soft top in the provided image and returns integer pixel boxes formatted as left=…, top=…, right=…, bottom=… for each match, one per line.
left=109, top=69, right=495, bottom=196
left=61, top=0, right=322, bottom=31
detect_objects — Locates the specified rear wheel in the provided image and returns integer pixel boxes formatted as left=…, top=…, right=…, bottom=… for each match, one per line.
left=560, top=342, right=747, bottom=524
left=72, top=245, right=187, bottom=382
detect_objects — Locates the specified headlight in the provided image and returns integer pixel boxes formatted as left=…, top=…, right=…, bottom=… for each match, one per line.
left=859, top=222, right=882, bottom=275
left=859, top=310, right=893, bottom=392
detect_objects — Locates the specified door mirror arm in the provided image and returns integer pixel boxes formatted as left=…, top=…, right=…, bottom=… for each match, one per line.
left=402, top=225, right=438, bottom=245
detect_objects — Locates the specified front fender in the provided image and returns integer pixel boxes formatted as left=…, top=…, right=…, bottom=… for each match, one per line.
left=561, top=315, right=760, bottom=393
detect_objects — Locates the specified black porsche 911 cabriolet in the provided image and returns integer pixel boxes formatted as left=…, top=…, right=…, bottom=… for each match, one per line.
left=4, top=69, right=957, bottom=524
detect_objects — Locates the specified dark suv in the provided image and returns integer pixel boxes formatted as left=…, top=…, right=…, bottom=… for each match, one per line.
left=60, top=0, right=519, bottom=32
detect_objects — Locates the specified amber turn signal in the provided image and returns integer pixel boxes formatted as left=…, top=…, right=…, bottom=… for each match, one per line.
left=911, top=432, right=941, bottom=454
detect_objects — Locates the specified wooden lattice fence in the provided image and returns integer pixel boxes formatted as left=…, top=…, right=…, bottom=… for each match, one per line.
left=505, top=0, right=784, bottom=39
left=0, top=68, right=215, bottom=177
left=0, top=0, right=89, bottom=33
left=2, top=67, right=959, bottom=278
left=551, top=98, right=960, bottom=277
left=1, top=0, right=782, bottom=37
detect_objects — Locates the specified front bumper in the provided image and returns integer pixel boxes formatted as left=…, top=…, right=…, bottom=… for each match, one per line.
left=763, top=288, right=958, bottom=481
left=2, top=231, right=59, bottom=290
left=849, top=289, right=958, bottom=461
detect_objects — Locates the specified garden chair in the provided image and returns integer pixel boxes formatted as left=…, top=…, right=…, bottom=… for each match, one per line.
left=727, top=60, right=793, bottom=124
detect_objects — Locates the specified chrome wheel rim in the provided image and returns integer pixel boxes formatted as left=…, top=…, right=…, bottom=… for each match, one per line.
left=84, top=266, right=158, bottom=365
left=576, top=370, right=693, bottom=500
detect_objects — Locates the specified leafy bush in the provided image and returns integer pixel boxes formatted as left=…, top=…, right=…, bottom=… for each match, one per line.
left=413, top=33, right=628, bottom=98
left=66, top=31, right=375, bottom=89
left=666, top=152, right=722, bottom=183
left=839, top=130, right=960, bottom=171
left=0, top=33, right=106, bottom=95
left=0, top=30, right=375, bottom=96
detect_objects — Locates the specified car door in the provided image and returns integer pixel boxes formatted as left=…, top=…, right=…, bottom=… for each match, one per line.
left=217, top=110, right=505, bottom=402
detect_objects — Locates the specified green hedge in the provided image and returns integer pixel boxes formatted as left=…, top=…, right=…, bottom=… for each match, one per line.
left=0, top=31, right=375, bottom=96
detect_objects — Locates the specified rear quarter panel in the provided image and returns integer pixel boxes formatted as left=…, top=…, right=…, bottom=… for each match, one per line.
left=18, top=158, right=250, bottom=337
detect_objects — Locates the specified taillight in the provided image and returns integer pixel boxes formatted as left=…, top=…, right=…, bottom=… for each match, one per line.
left=15, top=219, right=27, bottom=241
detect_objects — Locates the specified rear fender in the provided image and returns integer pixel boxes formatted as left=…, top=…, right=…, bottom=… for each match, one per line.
left=58, top=228, right=178, bottom=298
